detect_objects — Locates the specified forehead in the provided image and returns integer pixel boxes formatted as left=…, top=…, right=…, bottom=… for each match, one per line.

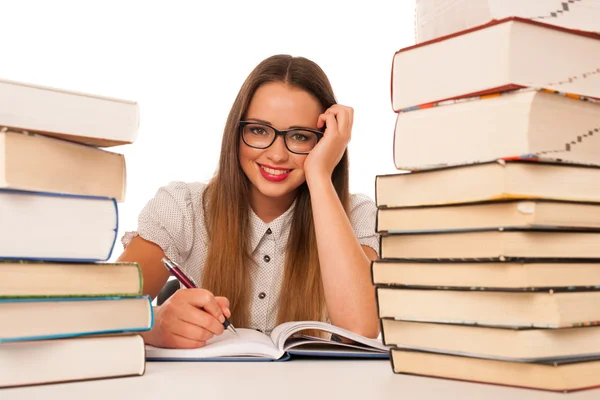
left=246, top=82, right=322, bottom=129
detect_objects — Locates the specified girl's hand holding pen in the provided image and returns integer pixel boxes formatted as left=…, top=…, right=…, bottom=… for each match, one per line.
left=146, top=289, right=231, bottom=349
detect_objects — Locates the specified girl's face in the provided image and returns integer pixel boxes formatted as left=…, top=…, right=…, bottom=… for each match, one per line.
left=239, top=81, right=322, bottom=205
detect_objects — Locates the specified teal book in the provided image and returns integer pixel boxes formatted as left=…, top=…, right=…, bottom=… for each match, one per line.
left=0, top=296, right=153, bottom=343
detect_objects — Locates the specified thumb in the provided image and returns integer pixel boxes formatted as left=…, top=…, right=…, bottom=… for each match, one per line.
left=215, top=296, right=231, bottom=318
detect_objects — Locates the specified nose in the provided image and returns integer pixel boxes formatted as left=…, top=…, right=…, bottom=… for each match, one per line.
left=265, top=135, right=289, bottom=163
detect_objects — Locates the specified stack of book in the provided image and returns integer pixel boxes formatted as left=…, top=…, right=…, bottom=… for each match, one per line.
left=373, top=1, right=600, bottom=392
left=0, top=78, right=153, bottom=388
left=415, top=0, right=600, bottom=43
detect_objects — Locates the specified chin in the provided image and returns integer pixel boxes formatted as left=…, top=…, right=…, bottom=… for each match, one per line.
left=252, top=173, right=305, bottom=199
left=254, top=182, right=300, bottom=199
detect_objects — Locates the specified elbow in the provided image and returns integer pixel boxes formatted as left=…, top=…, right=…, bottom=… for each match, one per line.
left=347, top=320, right=380, bottom=339
left=358, top=326, right=381, bottom=339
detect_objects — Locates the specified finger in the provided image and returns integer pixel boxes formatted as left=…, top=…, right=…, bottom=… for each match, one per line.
left=183, top=289, right=226, bottom=324
left=322, top=112, right=339, bottom=136
left=215, top=297, right=231, bottom=318
left=329, top=106, right=353, bottom=139
left=332, top=109, right=348, bottom=138
left=317, top=111, right=338, bottom=134
left=322, top=106, right=352, bottom=138
left=347, top=107, right=354, bottom=133
left=171, top=317, right=216, bottom=341
left=317, top=113, right=328, bottom=129
left=180, top=303, right=225, bottom=335
left=164, top=332, right=207, bottom=349
left=317, top=104, right=338, bottom=128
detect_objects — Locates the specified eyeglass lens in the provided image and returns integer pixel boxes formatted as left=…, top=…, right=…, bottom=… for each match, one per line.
left=242, top=123, right=319, bottom=153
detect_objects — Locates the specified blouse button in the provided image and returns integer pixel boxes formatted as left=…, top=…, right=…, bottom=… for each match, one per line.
left=258, top=292, right=266, bottom=299
left=266, top=228, right=272, bottom=234
left=263, top=255, right=271, bottom=262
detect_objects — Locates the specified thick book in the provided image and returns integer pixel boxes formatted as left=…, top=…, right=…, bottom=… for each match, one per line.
left=392, top=89, right=600, bottom=170
left=380, top=229, right=600, bottom=260
left=382, top=319, right=600, bottom=362
left=391, top=349, right=600, bottom=392
left=371, top=259, right=600, bottom=290
left=146, top=321, right=389, bottom=361
left=0, top=189, right=118, bottom=261
left=0, top=77, right=138, bottom=147
left=376, top=200, right=600, bottom=233
left=376, top=288, right=600, bottom=328
left=0, top=130, right=126, bottom=200
left=391, top=17, right=600, bottom=111
left=0, top=261, right=142, bottom=298
left=415, top=0, right=600, bottom=43
left=0, top=334, right=145, bottom=388
left=0, top=296, right=153, bottom=343
left=375, top=161, right=600, bottom=208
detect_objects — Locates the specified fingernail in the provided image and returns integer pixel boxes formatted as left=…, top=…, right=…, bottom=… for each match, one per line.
left=225, top=308, right=231, bottom=318
left=219, top=314, right=225, bottom=323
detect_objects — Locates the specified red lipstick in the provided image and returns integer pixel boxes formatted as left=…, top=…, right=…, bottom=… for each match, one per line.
left=258, top=164, right=292, bottom=182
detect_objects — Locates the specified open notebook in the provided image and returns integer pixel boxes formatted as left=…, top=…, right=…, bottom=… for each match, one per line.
left=145, top=321, right=390, bottom=361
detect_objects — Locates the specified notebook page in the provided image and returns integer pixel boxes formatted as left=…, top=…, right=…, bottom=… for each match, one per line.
left=270, top=321, right=389, bottom=352
left=145, top=328, right=283, bottom=359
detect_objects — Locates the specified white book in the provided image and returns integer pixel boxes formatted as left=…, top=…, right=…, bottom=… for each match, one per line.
left=146, top=321, right=389, bottom=361
left=415, top=0, right=600, bottom=43
left=392, top=17, right=600, bottom=111
left=0, top=78, right=138, bottom=147
left=0, top=335, right=145, bottom=388
left=0, top=189, right=118, bottom=261
left=392, top=89, right=600, bottom=170
left=1, top=130, right=126, bottom=200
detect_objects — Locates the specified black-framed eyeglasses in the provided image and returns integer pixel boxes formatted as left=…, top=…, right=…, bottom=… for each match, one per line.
left=239, top=121, right=323, bottom=154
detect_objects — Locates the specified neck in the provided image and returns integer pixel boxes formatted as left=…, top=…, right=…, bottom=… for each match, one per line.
left=249, top=187, right=297, bottom=223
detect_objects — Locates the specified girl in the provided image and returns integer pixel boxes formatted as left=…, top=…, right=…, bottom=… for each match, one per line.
left=118, top=54, right=380, bottom=349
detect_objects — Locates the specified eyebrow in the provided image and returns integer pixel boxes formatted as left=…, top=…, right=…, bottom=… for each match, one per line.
left=245, top=118, right=316, bottom=131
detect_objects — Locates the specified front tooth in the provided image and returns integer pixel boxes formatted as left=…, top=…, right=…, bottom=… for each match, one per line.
left=263, top=166, right=288, bottom=175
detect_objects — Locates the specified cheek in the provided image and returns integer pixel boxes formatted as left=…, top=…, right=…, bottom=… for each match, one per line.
left=292, top=154, right=308, bottom=170
left=239, top=142, right=255, bottom=164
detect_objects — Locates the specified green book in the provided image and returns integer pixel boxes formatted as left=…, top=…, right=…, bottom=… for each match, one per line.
left=0, top=260, right=142, bottom=298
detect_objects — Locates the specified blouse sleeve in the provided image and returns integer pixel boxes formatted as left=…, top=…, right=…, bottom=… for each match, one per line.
left=348, top=193, right=380, bottom=257
left=121, top=181, right=198, bottom=265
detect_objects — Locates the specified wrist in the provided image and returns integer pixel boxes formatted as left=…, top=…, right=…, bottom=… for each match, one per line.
left=305, top=168, right=331, bottom=187
left=305, top=171, right=334, bottom=193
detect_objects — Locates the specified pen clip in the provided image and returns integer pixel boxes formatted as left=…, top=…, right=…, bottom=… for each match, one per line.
left=161, top=257, right=198, bottom=288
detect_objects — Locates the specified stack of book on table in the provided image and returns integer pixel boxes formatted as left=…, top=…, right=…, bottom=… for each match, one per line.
left=373, top=0, right=600, bottom=392
left=0, top=78, right=153, bottom=388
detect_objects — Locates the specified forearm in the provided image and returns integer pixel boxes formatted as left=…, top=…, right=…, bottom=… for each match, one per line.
left=307, top=175, right=379, bottom=338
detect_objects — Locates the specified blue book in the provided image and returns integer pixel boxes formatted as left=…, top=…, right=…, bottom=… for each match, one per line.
left=0, top=296, right=153, bottom=343
left=0, top=189, right=118, bottom=262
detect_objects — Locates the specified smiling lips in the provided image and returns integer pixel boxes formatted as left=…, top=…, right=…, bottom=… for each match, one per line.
left=258, top=164, right=292, bottom=182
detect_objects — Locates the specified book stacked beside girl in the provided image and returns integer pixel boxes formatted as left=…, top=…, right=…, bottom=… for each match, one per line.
left=373, top=0, right=600, bottom=392
left=0, top=80, right=151, bottom=387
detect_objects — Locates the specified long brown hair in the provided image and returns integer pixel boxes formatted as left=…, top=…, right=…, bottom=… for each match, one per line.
left=202, top=55, right=350, bottom=327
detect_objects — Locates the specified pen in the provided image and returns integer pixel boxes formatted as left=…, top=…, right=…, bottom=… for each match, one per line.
left=161, top=257, right=239, bottom=336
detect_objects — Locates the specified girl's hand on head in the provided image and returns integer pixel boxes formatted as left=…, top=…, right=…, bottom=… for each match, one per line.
left=304, top=104, right=353, bottom=182
left=144, top=288, right=231, bottom=349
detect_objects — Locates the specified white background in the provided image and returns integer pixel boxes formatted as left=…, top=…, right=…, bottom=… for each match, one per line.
left=0, top=1, right=415, bottom=261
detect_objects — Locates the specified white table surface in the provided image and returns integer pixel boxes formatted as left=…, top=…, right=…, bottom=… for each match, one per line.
left=2, top=359, right=599, bottom=400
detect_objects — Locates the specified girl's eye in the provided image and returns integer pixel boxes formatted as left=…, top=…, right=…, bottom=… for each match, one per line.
left=249, top=127, right=268, bottom=135
left=289, top=132, right=310, bottom=142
